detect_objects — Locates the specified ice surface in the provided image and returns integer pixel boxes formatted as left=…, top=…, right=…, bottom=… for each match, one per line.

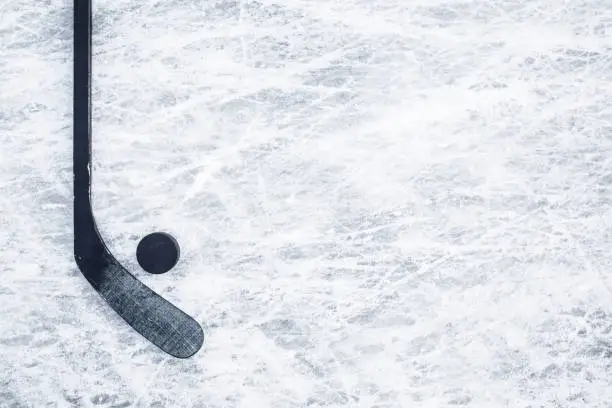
left=2, top=0, right=612, bottom=406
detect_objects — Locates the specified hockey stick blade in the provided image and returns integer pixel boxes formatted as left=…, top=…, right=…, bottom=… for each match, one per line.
left=73, top=0, right=204, bottom=359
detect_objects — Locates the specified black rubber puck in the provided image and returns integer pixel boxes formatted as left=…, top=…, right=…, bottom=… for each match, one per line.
left=136, top=232, right=180, bottom=274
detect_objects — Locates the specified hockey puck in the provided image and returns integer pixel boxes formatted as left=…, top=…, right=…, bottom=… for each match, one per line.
left=136, top=232, right=180, bottom=274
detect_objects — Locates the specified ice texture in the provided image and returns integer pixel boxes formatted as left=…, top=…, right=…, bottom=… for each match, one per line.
left=2, top=0, right=612, bottom=407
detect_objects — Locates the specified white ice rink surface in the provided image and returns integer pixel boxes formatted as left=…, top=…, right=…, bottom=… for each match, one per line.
left=2, top=0, right=612, bottom=406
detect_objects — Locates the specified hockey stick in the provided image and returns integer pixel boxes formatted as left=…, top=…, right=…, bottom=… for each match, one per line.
left=73, top=0, right=204, bottom=358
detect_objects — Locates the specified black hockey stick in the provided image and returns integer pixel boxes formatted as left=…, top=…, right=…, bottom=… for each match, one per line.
left=73, top=0, right=204, bottom=358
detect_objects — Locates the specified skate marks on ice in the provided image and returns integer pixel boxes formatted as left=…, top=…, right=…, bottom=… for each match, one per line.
left=2, top=0, right=612, bottom=406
